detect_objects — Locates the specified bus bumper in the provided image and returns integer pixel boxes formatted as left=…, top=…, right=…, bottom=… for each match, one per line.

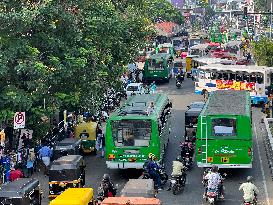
left=250, top=96, right=267, bottom=105
left=197, top=162, right=252, bottom=168
left=106, top=161, right=144, bottom=169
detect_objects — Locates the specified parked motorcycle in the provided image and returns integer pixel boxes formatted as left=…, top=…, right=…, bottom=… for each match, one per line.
left=170, top=170, right=187, bottom=195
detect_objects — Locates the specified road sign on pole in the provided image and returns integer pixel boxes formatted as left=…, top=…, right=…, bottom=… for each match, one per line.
left=14, top=112, right=25, bottom=129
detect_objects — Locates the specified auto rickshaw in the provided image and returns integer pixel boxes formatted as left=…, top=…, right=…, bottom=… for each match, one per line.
left=50, top=188, right=94, bottom=205
left=48, top=155, right=85, bottom=198
left=121, top=179, right=156, bottom=198
left=101, top=197, right=161, bottom=205
left=75, top=121, right=98, bottom=154
left=0, top=178, right=42, bottom=205
left=53, top=138, right=81, bottom=160
left=185, top=55, right=200, bottom=75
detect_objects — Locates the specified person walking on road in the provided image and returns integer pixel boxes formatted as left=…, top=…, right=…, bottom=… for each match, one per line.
left=38, top=144, right=52, bottom=175
left=150, top=81, right=157, bottom=94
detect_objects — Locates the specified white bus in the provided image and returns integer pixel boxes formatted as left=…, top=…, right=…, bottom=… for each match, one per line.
left=195, top=64, right=273, bottom=105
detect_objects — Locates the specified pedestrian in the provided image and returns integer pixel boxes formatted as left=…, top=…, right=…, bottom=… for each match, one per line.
left=100, top=133, right=106, bottom=158
left=26, top=148, right=35, bottom=177
left=9, top=165, right=23, bottom=182
left=38, top=144, right=52, bottom=176
left=150, top=81, right=157, bottom=94
left=4, top=125, right=14, bottom=150
left=96, top=127, right=103, bottom=152
left=139, top=71, right=143, bottom=83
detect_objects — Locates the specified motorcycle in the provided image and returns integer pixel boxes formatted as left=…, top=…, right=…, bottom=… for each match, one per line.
left=170, top=170, right=187, bottom=195
left=182, top=152, right=193, bottom=170
left=204, top=173, right=226, bottom=205
left=142, top=164, right=168, bottom=186
left=97, top=183, right=118, bottom=204
left=243, top=200, right=257, bottom=205
left=176, top=80, right=182, bottom=89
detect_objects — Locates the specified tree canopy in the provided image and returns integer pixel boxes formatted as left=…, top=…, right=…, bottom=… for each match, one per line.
left=252, top=38, right=273, bottom=67
left=0, top=0, right=183, bottom=138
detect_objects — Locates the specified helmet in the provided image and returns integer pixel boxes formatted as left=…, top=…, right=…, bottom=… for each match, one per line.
left=148, top=153, right=155, bottom=160
left=247, top=176, right=253, bottom=182
left=211, top=165, right=219, bottom=173
left=176, top=156, right=183, bottom=162
left=103, top=174, right=110, bottom=181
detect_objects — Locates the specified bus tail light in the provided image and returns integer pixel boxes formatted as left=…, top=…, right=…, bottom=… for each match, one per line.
left=248, top=148, right=252, bottom=156
left=108, top=154, right=115, bottom=161
left=198, top=147, right=201, bottom=155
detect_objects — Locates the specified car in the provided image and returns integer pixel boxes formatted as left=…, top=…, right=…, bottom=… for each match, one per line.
left=187, top=101, right=205, bottom=109
left=126, top=83, right=144, bottom=97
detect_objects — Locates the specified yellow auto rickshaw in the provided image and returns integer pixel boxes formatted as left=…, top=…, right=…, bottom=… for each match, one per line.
left=185, top=55, right=200, bottom=73
left=75, top=121, right=98, bottom=154
left=50, top=188, right=94, bottom=205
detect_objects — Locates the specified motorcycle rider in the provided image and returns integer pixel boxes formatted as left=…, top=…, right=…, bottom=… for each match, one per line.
left=176, top=73, right=183, bottom=85
left=146, top=153, right=163, bottom=190
left=239, top=176, right=259, bottom=204
left=180, top=142, right=194, bottom=163
left=97, top=174, right=116, bottom=200
left=203, top=165, right=224, bottom=199
left=167, top=156, right=186, bottom=191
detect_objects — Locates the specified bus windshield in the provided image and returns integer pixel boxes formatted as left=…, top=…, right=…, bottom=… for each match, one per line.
left=212, top=118, right=237, bottom=137
left=111, top=120, right=151, bottom=147
left=148, top=59, right=164, bottom=70
left=173, top=40, right=182, bottom=47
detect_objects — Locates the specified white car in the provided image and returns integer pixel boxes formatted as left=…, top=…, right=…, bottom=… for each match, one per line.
left=126, top=83, right=144, bottom=96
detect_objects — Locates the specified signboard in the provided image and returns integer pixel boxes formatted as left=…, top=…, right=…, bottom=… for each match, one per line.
left=14, top=112, right=25, bottom=129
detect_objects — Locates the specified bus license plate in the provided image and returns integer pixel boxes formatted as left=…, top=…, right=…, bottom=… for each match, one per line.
left=221, top=157, right=229, bottom=163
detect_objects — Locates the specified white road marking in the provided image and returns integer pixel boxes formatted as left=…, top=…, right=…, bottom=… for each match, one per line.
left=254, top=123, right=270, bottom=205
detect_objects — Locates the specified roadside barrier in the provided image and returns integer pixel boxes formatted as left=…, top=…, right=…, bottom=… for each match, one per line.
left=263, top=118, right=273, bottom=179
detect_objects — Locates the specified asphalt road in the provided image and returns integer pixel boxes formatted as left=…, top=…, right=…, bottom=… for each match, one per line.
left=37, top=77, right=273, bottom=205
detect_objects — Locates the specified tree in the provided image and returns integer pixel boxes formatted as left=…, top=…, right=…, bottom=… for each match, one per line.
left=252, top=38, right=273, bottom=66
left=0, top=0, right=153, bottom=139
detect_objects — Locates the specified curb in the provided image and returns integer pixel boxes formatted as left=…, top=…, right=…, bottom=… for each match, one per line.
left=263, top=118, right=273, bottom=179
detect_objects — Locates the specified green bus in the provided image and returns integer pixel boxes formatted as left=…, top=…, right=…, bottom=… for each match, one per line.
left=196, top=90, right=253, bottom=168
left=143, top=53, right=172, bottom=82
left=106, top=94, right=172, bottom=169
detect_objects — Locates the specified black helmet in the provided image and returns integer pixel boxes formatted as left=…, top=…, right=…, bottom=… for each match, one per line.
left=247, top=176, right=253, bottom=182
left=103, top=174, right=110, bottom=181
left=176, top=156, right=183, bottom=162
left=211, top=165, right=219, bottom=173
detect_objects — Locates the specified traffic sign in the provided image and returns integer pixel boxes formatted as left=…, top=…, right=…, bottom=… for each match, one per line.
left=14, top=112, right=25, bottom=129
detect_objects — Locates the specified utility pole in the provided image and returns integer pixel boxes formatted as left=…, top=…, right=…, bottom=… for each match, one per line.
left=269, top=0, right=272, bottom=40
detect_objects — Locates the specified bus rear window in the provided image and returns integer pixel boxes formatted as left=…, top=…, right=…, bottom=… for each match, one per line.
left=212, top=118, right=236, bottom=136
left=148, top=60, right=164, bottom=70
left=111, top=120, right=151, bottom=147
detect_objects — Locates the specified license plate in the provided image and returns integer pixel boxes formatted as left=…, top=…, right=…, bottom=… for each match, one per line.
left=221, top=157, right=229, bottom=163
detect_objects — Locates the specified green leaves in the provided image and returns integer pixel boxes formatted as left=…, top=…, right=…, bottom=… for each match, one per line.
left=252, top=38, right=273, bottom=67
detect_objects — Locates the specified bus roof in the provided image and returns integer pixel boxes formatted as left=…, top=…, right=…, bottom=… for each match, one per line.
left=192, top=57, right=234, bottom=65
left=111, top=94, right=169, bottom=120
left=200, top=64, right=272, bottom=74
left=148, top=53, right=171, bottom=60
left=201, top=90, right=250, bottom=116
left=190, top=43, right=210, bottom=50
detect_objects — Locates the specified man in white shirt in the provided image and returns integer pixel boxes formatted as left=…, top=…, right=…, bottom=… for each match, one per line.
left=239, top=176, right=259, bottom=203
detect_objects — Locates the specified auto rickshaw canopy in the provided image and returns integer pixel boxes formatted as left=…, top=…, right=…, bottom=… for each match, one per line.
left=50, top=188, right=93, bottom=205
left=75, top=121, right=97, bottom=141
left=101, top=197, right=161, bottom=205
